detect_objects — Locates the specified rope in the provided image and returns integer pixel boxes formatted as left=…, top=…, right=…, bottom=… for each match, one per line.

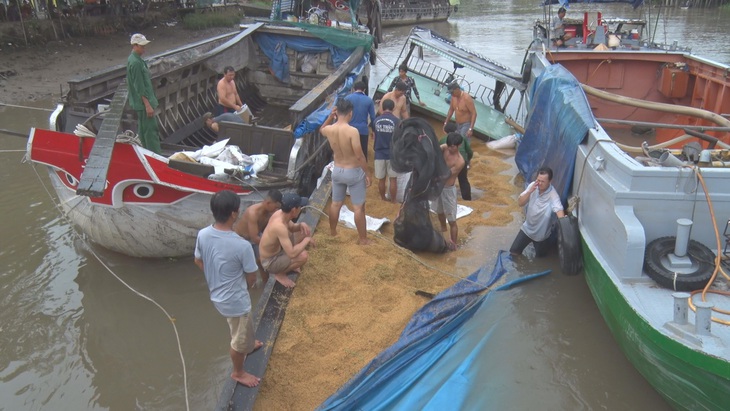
left=687, top=168, right=730, bottom=325
left=27, top=162, right=191, bottom=410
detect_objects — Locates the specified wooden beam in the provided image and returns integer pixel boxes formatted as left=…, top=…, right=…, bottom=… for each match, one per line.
left=76, top=82, right=127, bottom=197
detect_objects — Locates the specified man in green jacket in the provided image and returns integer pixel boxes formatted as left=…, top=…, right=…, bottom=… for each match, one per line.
left=126, top=33, right=161, bottom=154
left=441, top=122, right=473, bottom=200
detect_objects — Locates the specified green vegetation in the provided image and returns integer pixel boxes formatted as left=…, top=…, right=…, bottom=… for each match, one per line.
left=182, top=10, right=245, bottom=30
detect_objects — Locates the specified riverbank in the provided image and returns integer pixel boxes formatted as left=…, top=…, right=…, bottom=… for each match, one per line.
left=0, top=24, right=236, bottom=105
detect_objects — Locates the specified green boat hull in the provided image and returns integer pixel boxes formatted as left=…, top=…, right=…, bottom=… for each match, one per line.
left=582, top=240, right=730, bottom=411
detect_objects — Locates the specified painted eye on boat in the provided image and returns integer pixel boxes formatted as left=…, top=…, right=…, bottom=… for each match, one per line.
left=64, top=173, right=78, bottom=187
left=132, top=183, right=154, bottom=199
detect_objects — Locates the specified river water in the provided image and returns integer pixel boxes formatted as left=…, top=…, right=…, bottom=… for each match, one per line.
left=1, top=3, right=729, bottom=410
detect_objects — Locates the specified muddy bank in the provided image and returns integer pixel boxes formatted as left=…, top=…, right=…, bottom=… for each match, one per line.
left=0, top=24, right=236, bottom=105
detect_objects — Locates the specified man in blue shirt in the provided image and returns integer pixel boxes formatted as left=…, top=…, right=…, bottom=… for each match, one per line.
left=344, top=81, right=376, bottom=160
left=373, top=99, right=401, bottom=202
left=195, top=190, right=262, bottom=387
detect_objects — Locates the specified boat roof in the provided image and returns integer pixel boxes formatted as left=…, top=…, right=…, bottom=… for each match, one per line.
left=408, top=26, right=526, bottom=91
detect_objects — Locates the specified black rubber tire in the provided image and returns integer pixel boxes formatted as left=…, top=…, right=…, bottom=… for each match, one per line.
left=558, top=215, right=583, bottom=275
left=644, top=236, right=715, bottom=291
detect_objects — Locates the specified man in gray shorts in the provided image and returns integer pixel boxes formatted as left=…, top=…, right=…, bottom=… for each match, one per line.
left=320, top=98, right=372, bottom=245
left=430, top=132, right=465, bottom=251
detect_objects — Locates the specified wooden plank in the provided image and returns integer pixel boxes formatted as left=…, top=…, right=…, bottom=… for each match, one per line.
left=76, top=83, right=128, bottom=197
left=215, top=171, right=332, bottom=411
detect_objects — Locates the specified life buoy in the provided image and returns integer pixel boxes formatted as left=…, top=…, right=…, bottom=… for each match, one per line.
left=643, top=236, right=715, bottom=291
left=558, top=215, right=583, bottom=275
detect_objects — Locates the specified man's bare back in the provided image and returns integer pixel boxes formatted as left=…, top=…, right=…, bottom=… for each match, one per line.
left=380, top=91, right=408, bottom=119
left=321, top=113, right=369, bottom=171
left=234, top=203, right=270, bottom=240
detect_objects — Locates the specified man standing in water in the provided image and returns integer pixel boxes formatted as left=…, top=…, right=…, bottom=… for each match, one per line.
left=510, top=166, right=565, bottom=257
left=259, top=193, right=313, bottom=288
left=126, top=33, right=161, bottom=154
left=320, top=99, right=371, bottom=245
left=194, top=190, right=262, bottom=387
left=443, top=82, right=477, bottom=141
left=431, top=132, right=466, bottom=251
left=217, top=66, right=244, bottom=114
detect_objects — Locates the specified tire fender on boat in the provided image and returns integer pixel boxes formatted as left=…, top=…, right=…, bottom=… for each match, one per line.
left=558, top=215, right=583, bottom=275
left=643, top=236, right=715, bottom=291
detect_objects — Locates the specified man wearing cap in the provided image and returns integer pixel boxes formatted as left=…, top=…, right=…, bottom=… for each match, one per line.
left=378, top=81, right=409, bottom=119
left=258, top=193, right=313, bottom=288
left=203, top=111, right=245, bottom=133
left=126, top=33, right=161, bottom=154
left=443, top=82, right=477, bottom=141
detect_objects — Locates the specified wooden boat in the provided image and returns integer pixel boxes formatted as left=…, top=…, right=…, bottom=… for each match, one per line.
left=374, top=26, right=526, bottom=141
left=522, top=4, right=730, bottom=409
left=532, top=4, right=730, bottom=145
left=270, top=0, right=454, bottom=32
left=27, top=21, right=374, bottom=258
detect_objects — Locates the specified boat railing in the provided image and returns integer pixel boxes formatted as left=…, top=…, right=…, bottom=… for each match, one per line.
left=407, top=57, right=500, bottom=109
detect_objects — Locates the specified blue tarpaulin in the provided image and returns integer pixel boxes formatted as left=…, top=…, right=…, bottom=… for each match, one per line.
left=254, top=33, right=353, bottom=84
left=515, top=64, right=595, bottom=204
left=292, top=54, right=369, bottom=139
left=318, top=251, right=551, bottom=410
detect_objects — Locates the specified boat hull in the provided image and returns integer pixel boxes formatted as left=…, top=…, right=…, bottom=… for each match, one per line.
left=29, top=128, right=272, bottom=258
left=582, top=239, right=730, bottom=411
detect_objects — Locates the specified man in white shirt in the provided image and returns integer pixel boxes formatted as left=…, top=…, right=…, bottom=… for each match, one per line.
left=510, top=167, right=565, bottom=257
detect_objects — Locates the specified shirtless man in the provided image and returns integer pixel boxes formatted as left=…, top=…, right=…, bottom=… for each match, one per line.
left=258, top=193, right=312, bottom=288
left=217, top=66, right=243, bottom=114
left=378, top=81, right=409, bottom=119
left=233, top=189, right=283, bottom=286
left=444, top=82, right=477, bottom=140
left=430, top=132, right=466, bottom=251
left=320, top=99, right=372, bottom=245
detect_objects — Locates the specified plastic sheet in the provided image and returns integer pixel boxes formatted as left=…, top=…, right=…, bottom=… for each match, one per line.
left=318, top=251, right=551, bottom=410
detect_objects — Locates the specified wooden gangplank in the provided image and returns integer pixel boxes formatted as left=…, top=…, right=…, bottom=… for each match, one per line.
left=76, top=82, right=128, bottom=197
left=215, top=172, right=332, bottom=411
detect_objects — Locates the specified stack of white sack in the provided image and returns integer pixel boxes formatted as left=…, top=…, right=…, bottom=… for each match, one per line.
left=172, top=139, right=270, bottom=177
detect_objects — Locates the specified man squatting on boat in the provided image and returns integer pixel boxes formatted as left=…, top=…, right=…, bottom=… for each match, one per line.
left=551, top=7, right=573, bottom=47
left=195, top=190, right=264, bottom=387
left=217, top=66, right=244, bottom=114
left=258, top=193, right=313, bottom=289
left=126, top=33, right=161, bottom=154
left=509, top=167, right=565, bottom=257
